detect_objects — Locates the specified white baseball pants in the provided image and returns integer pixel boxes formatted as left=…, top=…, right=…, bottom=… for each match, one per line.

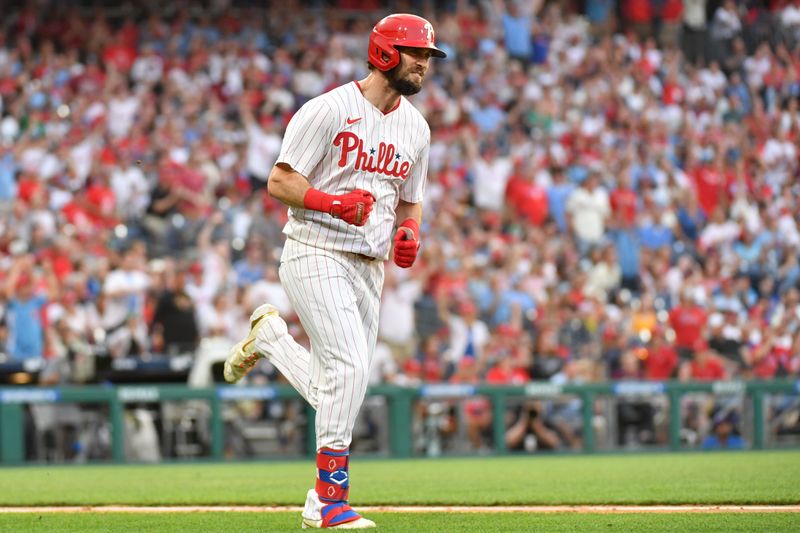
left=254, top=238, right=383, bottom=450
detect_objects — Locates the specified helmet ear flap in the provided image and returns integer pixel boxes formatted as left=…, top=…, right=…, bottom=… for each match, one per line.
left=381, top=45, right=399, bottom=69
left=369, top=36, right=400, bottom=71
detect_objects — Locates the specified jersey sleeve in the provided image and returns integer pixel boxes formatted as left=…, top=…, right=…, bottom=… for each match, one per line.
left=276, top=97, right=336, bottom=179
left=400, top=139, right=429, bottom=204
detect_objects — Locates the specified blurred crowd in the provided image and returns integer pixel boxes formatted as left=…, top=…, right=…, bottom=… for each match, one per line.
left=1, top=0, right=800, bottom=392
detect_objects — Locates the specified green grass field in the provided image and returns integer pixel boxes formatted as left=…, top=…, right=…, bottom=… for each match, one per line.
left=2, top=512, right=798, bottom=533
left=1, top=450, right=798, bottom=531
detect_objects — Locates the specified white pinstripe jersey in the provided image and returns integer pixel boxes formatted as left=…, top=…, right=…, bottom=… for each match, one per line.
left=275, top=81, right=429, bottom=260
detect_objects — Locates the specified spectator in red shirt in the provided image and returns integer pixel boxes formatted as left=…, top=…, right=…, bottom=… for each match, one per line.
left=485, top=354, right=530, bottom=385
left=84, top=169, right=117, bottom=229
left=746, top=329, right=791, bottom=380
left=690, top=153, right=728, bottom=218
left=418, top=336, right=444, bottom=383
left=644, top=327, right=679, bottom=380
left=505, top=165, right=549, bottom=226
left=681, top=339, right=727, bottom=381
left=623, top=0, right=654, bottom=41
left=610, top=173, right=638, bottom=226
left=37, top=235, right=75, bottom=282
left=102, top=34, right=137, bottom=73
left=669, top=291, right=708, bottom=359
left=659, top=0, right=684, bottom=48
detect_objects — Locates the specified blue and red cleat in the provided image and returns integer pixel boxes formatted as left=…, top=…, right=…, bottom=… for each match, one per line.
left=301, top=448, right=375, bottom=529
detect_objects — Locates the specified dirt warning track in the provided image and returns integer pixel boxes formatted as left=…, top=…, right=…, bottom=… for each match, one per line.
left=0, top=505, right=798, bottom=514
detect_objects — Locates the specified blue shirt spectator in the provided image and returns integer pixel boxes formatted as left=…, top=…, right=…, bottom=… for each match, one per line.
left=733, top=236, right=762, bottom=265
left=631, top=169, right=658, bottom=194
left=531, top=31, right=550, bottom=64
left=493, top=286, right=536, bottom=326
left=0, top=151, right=17, bottom=201
left=547, top=175, right=574, bottom=233
left=639, top=219, right=674, bottom=250
left=234, top=246, right=266, bottom=287
left=468, top=276, right=495, bottom=315
left=725, top=74, right=752, bottom=114
left=586, top=0, right=615, bottom=24
left=677, top=205, right=706, bottom=242
left=470, top=103, right=506, bottom=134
left=611, top=226, right=641, bottom=279
left=701, top=433, right=745, bottom=450
left=7, top=294, right=47, bottom=361
left=501, top=8, right=531, bottom=60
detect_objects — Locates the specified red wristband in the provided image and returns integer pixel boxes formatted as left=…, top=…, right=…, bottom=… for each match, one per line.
left=398, top=218, right=420, bottom=240
left=303, top=188, right=334, bottom=213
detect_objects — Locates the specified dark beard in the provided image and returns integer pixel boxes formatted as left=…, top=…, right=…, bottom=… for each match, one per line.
left=386, top=64, right=422, bottom=96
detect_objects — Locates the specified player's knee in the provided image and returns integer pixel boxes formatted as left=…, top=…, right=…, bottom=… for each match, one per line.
left=256, top=315, right=288, bottom=344
left=340, top=360, right=369, bottom=390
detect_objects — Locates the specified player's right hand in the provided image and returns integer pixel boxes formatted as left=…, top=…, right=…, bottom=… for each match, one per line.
left=303, top=187, right=375, bottom=226
left=329, top=189, right=375, bottom=226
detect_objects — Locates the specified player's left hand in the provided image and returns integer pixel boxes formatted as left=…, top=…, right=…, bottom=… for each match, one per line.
left=393, top=218, right=420, bottom=268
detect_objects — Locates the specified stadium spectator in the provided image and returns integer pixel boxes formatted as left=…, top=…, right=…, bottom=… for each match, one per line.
left=669, top=291, right=708, bottom=361
left=3, top=254, right=57, bottom=361
left=644, top=327, right=679, bottom=380
left=566, top=171, right=610, bottom=255
left=379, top=267, right=425, bottom=363
left=151, top=269, right=200, bottom=356
left=680, top=339, right=727, bottom=381
left=438, top=297, right=490, bottom=376
left=701, top=410, right=745, bottom=450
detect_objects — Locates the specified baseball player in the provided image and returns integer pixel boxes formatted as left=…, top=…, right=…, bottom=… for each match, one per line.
left=224, top=13, right=446, bottom=529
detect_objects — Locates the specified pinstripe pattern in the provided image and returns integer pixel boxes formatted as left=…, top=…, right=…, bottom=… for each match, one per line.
left=279, top=238, right=383, bottom=449
left=253, top=312, right=315, bottom=407
left=277, top=82, right=428, bottom=260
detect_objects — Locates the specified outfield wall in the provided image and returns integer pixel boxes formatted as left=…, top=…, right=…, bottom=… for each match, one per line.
left=1, top=380, right=798, bottom=465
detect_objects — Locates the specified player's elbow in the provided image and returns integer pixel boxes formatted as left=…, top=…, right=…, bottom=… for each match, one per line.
left=267, top=166, right=286, bottom=200
left=266, top=175, right=280, bottom=199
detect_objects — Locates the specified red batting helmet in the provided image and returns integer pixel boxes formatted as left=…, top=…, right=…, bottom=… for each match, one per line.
left=368, top=13, right=447, bottom=71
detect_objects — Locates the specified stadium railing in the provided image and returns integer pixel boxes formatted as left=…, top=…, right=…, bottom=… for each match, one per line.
left=0, top=380, right=798, bottom=465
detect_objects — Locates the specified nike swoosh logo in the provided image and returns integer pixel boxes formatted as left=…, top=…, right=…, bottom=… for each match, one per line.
left=242, top=338, right=255, bottom=352
left=346, top=117, right=362, bottom=125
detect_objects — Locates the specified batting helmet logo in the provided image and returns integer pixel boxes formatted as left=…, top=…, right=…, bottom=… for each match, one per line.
left=423, top=22, right=433, bottom=42
left=368, top=13, right=447, bottom=71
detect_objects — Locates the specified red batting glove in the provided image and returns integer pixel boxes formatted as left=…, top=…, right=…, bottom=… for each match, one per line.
left=303, top=188, right=375, bottom=226
left=393, top=218, right=420, bottom=268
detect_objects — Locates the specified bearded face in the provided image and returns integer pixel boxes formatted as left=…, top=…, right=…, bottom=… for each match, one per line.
left=385, top=47, right=431, bottom=95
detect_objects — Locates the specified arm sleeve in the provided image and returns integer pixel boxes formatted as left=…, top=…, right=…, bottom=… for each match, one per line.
left=275, top=97, right=336, bottom=179
left=400, top=141, right=429, bottom=203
